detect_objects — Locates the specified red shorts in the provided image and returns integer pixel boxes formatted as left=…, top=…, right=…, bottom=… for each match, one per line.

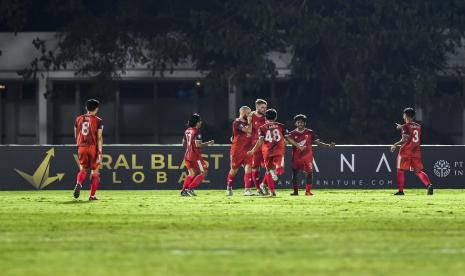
left=252, top=150, right=264, bottom=168
left=292, top=158, right=313, bottom=173
left=230, top=152, right=252, bottom=170
left=78, top=146, right=99, bottom=170
left=185, top=158, right=208, bottom=173
left=264, top=155, right=285, bottom=175
left=397, top=155, right=423, bottom=171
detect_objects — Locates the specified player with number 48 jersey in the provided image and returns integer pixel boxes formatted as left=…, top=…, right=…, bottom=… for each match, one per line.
left=391, top=108, right=433, bottom=196
left=248, top=109, right=303, bottom=196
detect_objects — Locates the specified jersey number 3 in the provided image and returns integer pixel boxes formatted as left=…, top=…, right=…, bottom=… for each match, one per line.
left=412, top=129, right=419, bottom=143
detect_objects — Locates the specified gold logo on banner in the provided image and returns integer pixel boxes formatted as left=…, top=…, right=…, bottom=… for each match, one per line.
left=14, top=148, right=65, bottom=189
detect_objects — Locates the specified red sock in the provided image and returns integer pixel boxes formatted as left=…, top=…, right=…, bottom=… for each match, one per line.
left=416, top=171, right=430, bottom=187
left=182, top=175, right=193, bottom=192
left=266, top=173, right=275, bottom=194
left=252, top=170, right=260, bottom=190
left=189, top=174, right=205, bottom=189
left=244, top=172, right=252, bottom=189
left=227, top=173, right=234, bottom=189
left=90, top=173, right=99, bottom=197
left=305, top=184, right=312, bottom=193
left=397, top=170, right=405, bottom=192
left=76, top=171, right=87, bottom=185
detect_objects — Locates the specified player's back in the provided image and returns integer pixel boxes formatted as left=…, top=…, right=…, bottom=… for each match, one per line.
left=231, top=119, right=250, bottom=151
left=400, top=122, right=422, bottom=158
left=259, top=121, right=288, bottom=157
left=75, top=114, right=103, bottom=147
left=184, top=127, right=202, bottom=161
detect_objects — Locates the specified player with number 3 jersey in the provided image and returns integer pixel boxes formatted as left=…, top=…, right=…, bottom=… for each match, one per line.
left=73, top=99, right=103, bottom=200
left=391, top=108, right=433, bottom=196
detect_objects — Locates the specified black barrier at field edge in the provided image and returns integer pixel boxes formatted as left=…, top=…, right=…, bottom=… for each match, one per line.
left=0, top=145, right=463, bottom=190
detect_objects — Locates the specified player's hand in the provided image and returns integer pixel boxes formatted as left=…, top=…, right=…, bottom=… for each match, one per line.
left=247, top=150, right=254, bottom=156
left=297, top=145, right=306, bottom=151
left=207, top=140, right=214, bottom=145
left=395, top=123, right=403, bottom=130
left=97, top=153, right=102, bottom=163
left=390, top=145, right=397, bottom=152
left=330, top=142, right=336, bottom=148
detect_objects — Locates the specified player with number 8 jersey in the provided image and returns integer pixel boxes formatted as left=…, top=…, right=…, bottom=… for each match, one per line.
left=73, top=99, right=103, bottom=200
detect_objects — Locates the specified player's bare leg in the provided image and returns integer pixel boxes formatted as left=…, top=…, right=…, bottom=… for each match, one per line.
left=74, top=165, right=87, bottom=199
left=415, top=169, right=433, bottom=195
left=227, top=168, right=238, bottom=196
left=89, top=167, right=100, bottom=201
left=290, top=169, right=300, bottom=196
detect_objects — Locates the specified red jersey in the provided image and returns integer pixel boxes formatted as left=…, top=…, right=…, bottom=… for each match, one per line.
left=184, top=127, right=203, bottom=161
left=258, top=121, right=289, bottom=158
left=231, top=119, right=251, bottom=154
left=399, top=122, right=422, bottom=158
left=251, top=112, right=266, bottom=143
left=289, top=128, right=315, bottom=161
left=75, top=114, right=103, bottom=147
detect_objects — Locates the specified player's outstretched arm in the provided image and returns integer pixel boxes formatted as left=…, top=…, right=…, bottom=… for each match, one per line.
left=247, top=138, right=263, bottom=156
left=196, top=140, right=214, bottom=148
left=315, top=139, right=336, bottom=149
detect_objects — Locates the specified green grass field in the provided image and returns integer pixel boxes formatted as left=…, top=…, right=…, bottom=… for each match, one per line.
left=1, top=189, right=465, bottom=276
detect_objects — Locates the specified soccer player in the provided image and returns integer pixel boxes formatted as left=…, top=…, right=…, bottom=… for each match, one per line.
left=73, top=99, right=103, bottom=200
left=247, top=99, right=267, bottom=195
left=247, top=109, right=303, bottom=196
left=289, top=114, right=335, bottom=196
left=181, top=113, right=214, bottom=196
left=227, top=106, right=253, bottom=196
left=391, top=107, right=433, bottom=195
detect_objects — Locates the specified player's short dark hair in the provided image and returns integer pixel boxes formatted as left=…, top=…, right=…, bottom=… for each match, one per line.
left=265, top=109, right=277, bottom=120
left=403, top=107, right=415, bottom=118
left=293, top=114, right=307, bottom=123
left=187, top=113, right=201, bottom=127
left=86, top=99, right=100, bottom=112
left=255, top=99, right=267, bottom=106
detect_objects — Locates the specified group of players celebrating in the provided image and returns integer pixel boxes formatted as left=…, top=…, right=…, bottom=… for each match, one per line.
left=72, top=98, right=433, bottom=200
left=181, top=98, right=336, bottom=197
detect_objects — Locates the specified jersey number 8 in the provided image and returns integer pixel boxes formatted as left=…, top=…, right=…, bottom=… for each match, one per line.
left=81, top=122, right=90, bottom=136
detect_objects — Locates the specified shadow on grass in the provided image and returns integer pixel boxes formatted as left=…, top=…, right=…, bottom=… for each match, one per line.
left=58, top=200, right=93, bottom=205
